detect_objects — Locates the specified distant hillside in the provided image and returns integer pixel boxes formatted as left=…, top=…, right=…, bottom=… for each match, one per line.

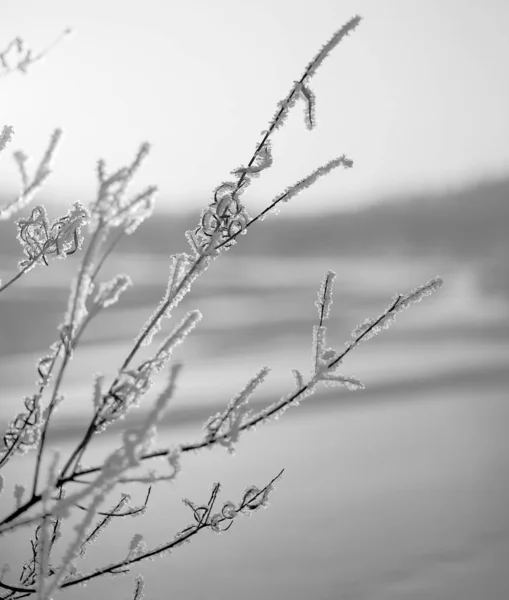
left=1, top=176, right=508, bottom=260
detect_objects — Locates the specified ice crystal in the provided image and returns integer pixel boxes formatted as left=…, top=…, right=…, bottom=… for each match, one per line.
left=61, top=563, right=84, bottom=585
left=35, top=452, right=61, bottom=600
left=132, top=575, right=146, bottom=600
left=13, top=484, right=25, bottom=508
left=304, top=15, right=362, bottom=80
left=0, top=28, right=72, bottom=78
left=0, top=124, right=14, bottom=155
left=315, top=270, right=336, bottom=323
left=266, top=15, right=361, bottom=135
left=299, top=82, right=317, bottom=130
left=187, top=179, right=251, bottom=256
left=90, top=143, right=156, bottom=235
left=351, top=316, right=377, bottom=339
left=246, top=380, right=319, bottom=430
left=92, top=374, right=105, bottom=412
left=91, top=274, right=132, bottom=310
left=310, top=270, right=341, bottom=377
left=351, top=276, right=443, bottom=344
left=1, top=394, right=43, bottom=462
left=135, top=254, right=209, bottom=349
left=49, top=368, right=182, bottom=539
left=16, top=201, right=90, bottom=272
left=62, top=269, right=95, bottom=343
left=44, top=488, right=110, bottom=599
left=36, top=355, right=54, bottom=386
left=78, top=494, right=130, bottom=558
left=270, top=155, right=353, bottom=214
left=312, top=325, right=327, bottom=374
left=204, top=366, right=270, bottom=454
left=231, top=141, right=273, bottom=178
left=153, top=312, right=201, bottom=366
left=104, top=319, right=196, bottom=428
left=138, top=253, right=193, bottom=347
left=165, top=446, right=182, bottom=481
left=220, top=501, right=237, bottom=520
left=269, top=82, right=306, bottom=133
left=291, top=368, right=304, bottom=391
left=319, top=373, right=365, bottom=391
left=0, top=128, right=63, bottom=220
left=396, top=276, right=443, bottom=309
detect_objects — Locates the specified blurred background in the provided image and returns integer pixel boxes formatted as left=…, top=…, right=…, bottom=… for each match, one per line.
left=1, top=1, right=508, bottom=598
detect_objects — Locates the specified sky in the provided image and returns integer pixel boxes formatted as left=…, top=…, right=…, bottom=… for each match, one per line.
left=1, top=0, right=509, bottom=216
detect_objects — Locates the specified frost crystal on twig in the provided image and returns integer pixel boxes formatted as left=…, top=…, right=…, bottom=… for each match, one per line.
left=319, top=373, right=365, bottom=390
left=91, top=374, right=105, bottom=412
left=298, top=82, right=317, bottom=130
left=0, top=129, right=63, bottom=220
left=59, top=271, right=94, bottom=349
left=90, top=142, right=157, bottom=235
left=315, top=270, right=336, bottom=323
left=277, top=155, right=353, bottom=207
left=187, top=17, right=360, bottom=256
left=16, top=201, right=90, bottom=272
left=0, top=125, right=14, bottom=155
left=0, top=28, right=72, bottom=78
left=92, top=274, right=132, bottom=310
left=131, top=575, right=146, bottom=600
left=13, top=485, right=25, bottom=509
left=231, top=141, right=273, bottom=178
left=182, top=469, right=284, bottom=537
left=268, top=15, right=361, bottom=134
left=34, top=452, right=60, bottom=599
left=312, top=325, right=327, bottom=376
left=291, top=369, right=304, bottom=392
left=350, top=276, right=444, bottom=344
left=78, top=494, right=131, bottom=558
left=204, top=367, right=271, bottom=454
left=311, top=270, right=340, bottom=376
left=30, top=365, right=183, bottom=598
left=102, top=316, right=197, bottom=429
left=76, top=273, right=133, bottom=334
left=304, top=16, right=362, bottom=79
left=136, top=253, right=193, bottom=347
left=1, top=394, right=43, bottom=464
left=187, top=182, right=251, bottom=257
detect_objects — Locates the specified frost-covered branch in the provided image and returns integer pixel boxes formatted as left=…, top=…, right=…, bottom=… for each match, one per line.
left=232, top=15, right=361, bottom=196
left=0, top=129, right=63, bottom=221
left=216, top=155, right=353, bottom=250
left=0, top=14, right=447, bottom=600
left=35, top=273, right=443, bottom=488
left=0, top=125, right=14, bottom=156
left=0, top=202, right=89, bottom=297
left=0, top=29, right=72, bottom=78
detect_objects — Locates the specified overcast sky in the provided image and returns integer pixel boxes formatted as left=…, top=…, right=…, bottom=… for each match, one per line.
left=2, top=0, right=509, bottom=215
